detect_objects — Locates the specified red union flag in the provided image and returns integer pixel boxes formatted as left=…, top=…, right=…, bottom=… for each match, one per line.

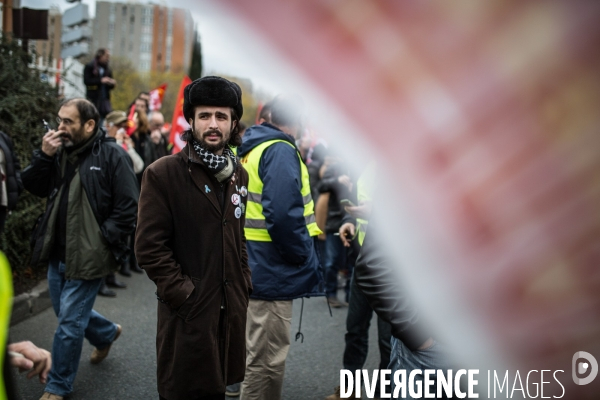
left=149, top=83, right=167, bottom=111
left=169, top=76, right=192, bottom=154
left=125, top=103, right=136, bottom=136
left=222, top=0, right=600, bottom=396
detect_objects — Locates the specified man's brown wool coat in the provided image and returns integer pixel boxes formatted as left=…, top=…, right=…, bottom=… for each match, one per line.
left=135, top=145, right=252, bottom=400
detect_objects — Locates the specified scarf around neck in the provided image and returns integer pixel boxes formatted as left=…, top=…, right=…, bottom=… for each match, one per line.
left=192, top=140, right=237, bottom=182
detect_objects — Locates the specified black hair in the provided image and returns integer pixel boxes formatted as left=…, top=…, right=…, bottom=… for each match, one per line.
left=95, top=48, right=107, bottom=59
left=259, top=101, right=273, bottom=123
left=134, top=97, right=149, bottom=112
left=60, top=98, right=100, bottom=134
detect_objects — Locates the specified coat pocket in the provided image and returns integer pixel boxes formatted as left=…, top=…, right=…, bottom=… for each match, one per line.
left=176, top=277, right=199, bottom=320
left=176, top=277, right=205, bottom=321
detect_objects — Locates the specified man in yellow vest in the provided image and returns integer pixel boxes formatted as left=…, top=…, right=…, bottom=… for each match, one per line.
left=238, top=95, right=324, bottom=400
left=1, top=252, right=53, bottom=399
left=325, top=163, right=392, bottom=400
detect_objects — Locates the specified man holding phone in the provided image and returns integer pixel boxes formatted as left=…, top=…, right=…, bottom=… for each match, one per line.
left=325, top=163, right=392, bottom=400
left=22, top=98, right=138, bottom=400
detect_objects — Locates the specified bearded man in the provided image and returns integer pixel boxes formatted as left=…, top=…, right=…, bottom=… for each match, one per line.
left=22, top=98, right=139, bottom=400
left=135, top=76, right=252, bottom=400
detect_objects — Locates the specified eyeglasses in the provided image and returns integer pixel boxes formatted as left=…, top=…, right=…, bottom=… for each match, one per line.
left=56, top=116, right=76, bottom=127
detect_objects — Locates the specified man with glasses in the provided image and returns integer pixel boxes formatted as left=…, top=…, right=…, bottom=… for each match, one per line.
left=22, top=98, right=139, bottom=400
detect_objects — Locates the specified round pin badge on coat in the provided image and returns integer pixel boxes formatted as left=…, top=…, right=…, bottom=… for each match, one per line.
left=234, top=207, right=242, bottom=219
left=231, top=194, right=240, bottom=206
left=240, top=186, right=248, bottom=197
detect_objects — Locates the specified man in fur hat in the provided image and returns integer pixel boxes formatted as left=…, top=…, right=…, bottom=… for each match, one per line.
left=135, top=76, right=252, bottom=400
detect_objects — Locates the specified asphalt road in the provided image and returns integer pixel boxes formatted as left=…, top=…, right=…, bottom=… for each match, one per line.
left=9, top=271, right=381, bottom=400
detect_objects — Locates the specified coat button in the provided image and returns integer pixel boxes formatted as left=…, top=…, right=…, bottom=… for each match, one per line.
left=223, top=219, right=228, bottom=226
left=224, top=279, right=228, bottom=286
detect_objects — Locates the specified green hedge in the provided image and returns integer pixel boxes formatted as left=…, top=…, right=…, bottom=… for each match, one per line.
left=0, top=39, right=59, bottom=290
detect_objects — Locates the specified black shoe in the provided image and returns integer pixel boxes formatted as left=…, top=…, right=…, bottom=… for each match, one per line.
left=130, top=260, right=144, bottom=274
left=98, top=283, right=117, bottom=297
left=106, top=276, right=127, bottom=289
left=119, top=263, right=132, bottom=277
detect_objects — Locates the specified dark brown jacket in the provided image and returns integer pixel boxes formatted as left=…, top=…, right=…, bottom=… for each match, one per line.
left=135, top=145, right=252, bottom=400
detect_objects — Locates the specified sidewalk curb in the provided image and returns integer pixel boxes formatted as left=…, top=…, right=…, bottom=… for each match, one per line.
left=10, top=280, right=52, bottom=326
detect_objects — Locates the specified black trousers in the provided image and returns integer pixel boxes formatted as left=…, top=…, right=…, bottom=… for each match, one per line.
left=160, top=394, right=225, bottom=400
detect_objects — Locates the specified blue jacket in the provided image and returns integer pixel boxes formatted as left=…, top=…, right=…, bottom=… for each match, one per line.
left=238, top=123, right=324, bottom=300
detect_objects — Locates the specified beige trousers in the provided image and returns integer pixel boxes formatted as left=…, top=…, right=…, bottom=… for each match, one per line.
left=240, top=298, right=293, bottom=400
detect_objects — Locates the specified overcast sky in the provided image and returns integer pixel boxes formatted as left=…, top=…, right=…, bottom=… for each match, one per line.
left=20, top=0, right=285, bottom=95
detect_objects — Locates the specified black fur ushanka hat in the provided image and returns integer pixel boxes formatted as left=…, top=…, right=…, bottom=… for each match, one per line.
left=183, top=76, right=243, bottom=122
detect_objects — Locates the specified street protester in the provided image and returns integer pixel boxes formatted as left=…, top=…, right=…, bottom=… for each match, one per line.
left=22, top=98, right=139, bottom=400
left=237, top=95, right=325, bottom=400
left=325, top=162, right=392, bottom=400
left=135, top=76, right=252, bottom=400
left=353, top=210, right=452, bottom=398
left=148, top=110, right=171, bottom=159
left=104, top=110, right=144, bottom=280
left=1, top=251, right=52, bottom=399
left=83, top=48, right=116, bottom=126
left=0, top=129, right=23, bottom=234
left=105, top=110, right=144, bottom=175
left=318, top=155, right=355, bottom=307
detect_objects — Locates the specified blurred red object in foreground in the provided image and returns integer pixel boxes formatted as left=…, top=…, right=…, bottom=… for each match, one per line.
left=226, top=0, right=600, bottom=396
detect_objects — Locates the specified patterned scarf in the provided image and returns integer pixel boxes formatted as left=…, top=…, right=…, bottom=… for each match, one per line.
left=192, top=140, right=237, bottom=182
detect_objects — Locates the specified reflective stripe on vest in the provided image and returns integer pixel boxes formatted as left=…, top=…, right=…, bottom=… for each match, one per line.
left=241, top=139, right=322, bottom=241
left=356, top=163, right=376, bottom=246
left=0, top=252, right=13, bottom=400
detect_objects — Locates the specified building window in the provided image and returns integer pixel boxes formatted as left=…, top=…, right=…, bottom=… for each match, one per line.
left=122, top=6, right=127, bottom=16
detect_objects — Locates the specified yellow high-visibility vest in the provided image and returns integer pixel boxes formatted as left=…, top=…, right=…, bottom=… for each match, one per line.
left=0, top=252, right=13, bottom=400
left=241, top=139, right=322, bottom=241
left=356, top=163, right=376, bottom=246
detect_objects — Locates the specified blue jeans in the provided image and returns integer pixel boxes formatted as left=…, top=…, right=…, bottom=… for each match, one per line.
left=344, top=274, right=391, bottom=372
left=389, top=337, right=454, bottom=399
left=45, top=258, right=119, bottom=396
left=324, top=232, right=352, bottom=300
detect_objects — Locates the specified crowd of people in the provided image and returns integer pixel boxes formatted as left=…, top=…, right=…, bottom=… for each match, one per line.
left=1, top=48, right=451, bottom=400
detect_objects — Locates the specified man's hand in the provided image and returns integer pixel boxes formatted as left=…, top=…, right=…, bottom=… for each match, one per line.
left=8, top=341, right=52, bottom=384
left=344, top=201, right=372, bottom=220
left=41, top=130, right=63, bottom=157
left=101, top=77, right=116, bottom=85
left=417, top=337, right=435, bottom=351
left=339, top=222, right=356, bottom=247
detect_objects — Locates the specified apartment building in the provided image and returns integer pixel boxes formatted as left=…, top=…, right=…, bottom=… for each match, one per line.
left=93, top=1, right=194, bottom=73
left=61, top=2, right=92, bottom=59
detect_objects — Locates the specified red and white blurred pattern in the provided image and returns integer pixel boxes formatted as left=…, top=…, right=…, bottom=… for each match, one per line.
left=218, top=0, right=600, bottom=396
